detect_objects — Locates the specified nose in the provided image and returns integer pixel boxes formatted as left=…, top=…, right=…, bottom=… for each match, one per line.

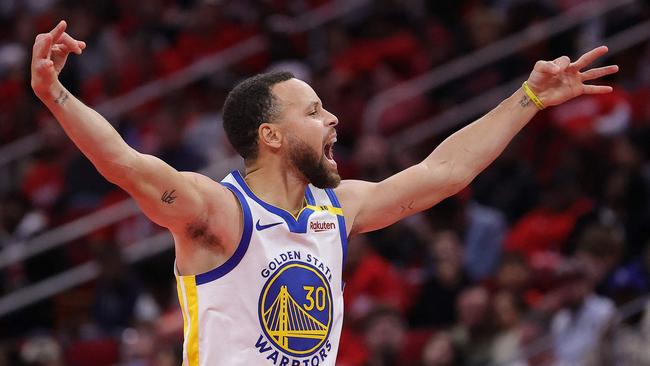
left=324, top=108, right=338, bottom=127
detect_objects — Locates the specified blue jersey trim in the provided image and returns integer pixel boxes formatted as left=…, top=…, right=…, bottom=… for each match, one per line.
left=325, top=188, right=348, bottom=268
left=325, top=188, right=341, bottom=207
left=305, top=186, right=316, bottom=206
left=232, top=170, right=314, bottom=234
left=195, top=181, right=253, bottom=285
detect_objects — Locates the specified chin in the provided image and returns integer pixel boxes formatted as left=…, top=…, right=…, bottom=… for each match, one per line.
left=311, top=170, right=341, bottom=189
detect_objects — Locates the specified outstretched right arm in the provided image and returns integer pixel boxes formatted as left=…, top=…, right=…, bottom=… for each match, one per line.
left=31, top=21, right=230, bottom=233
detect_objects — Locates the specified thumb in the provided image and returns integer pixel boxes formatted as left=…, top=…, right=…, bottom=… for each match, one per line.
left=535, top=60, right=561, bottom=75
left=31, top=59, right=56, bottom=95
left=552, top=56, right=571, bottom=71
left=35, top=59, right=54, bottom=77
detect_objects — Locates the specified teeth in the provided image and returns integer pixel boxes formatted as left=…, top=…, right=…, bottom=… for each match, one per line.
left=324, top=137, right=336, bottom=161
left=324, top=142, right=333, bottom=160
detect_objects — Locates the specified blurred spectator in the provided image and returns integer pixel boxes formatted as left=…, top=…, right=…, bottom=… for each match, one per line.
left=464, top=201, right=508, bottom=281
left=611, top=302, right=650, bottom=366
left=494, top=253, right=533, bottom=301
left=548, top=91, right=632, bottom=142
left=336, top=327, right=369, bottom=366
left=151, top=108, right=206, bottom=172
left=490, top=290, right=527, bottom=365
left=351, top=134, right=394, bottom=182
left=550, top=259, right=615, bottom=366
left=450, top=286, right=494, bottom=366
left=118, top=323, right=157, bottom=366
left=573, top=224, right=625, bottom=291
left=19, top=335, right=64, bottom=366
left=574, top=164, right=650, bottom=259
left=343, top=235, right=410, bottom=323
left=409, top=230, right=470, bottom=328
left=471, top=139, right=539, bottom=223
left=421, top=331, right=460, bottom=366
left=505, top=171, right=594, bottom=259
left=92, top=244, right=142, bottom=334
left=427, top=196, right=506, bottom=281
left=362, top=306, right=407, bottom=366
left=0, top=191, right=46, bottom=245
left=514, top=313, right=556, bottom=366
left=607, top=241, right=650, bottom=300
left=425, top=196, right=508, bottom=281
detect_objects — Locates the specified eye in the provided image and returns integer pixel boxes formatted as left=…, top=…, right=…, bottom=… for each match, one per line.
left=309, top=109, right=318, bottom=116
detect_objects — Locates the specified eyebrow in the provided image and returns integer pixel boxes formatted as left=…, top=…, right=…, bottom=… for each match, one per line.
left=306, top=101, right=321, bottom=111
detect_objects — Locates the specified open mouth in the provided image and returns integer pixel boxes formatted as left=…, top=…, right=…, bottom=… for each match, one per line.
left=323, top=137, right=337, bottom=167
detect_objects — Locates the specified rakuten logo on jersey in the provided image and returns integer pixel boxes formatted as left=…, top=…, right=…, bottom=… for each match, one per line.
left=310, top=221, right=336, bottom=232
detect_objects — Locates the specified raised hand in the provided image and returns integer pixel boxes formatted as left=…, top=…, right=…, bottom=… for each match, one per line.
left=30, top=20, right=86, bottom=96
left=526, top=46, right=619, bottom=108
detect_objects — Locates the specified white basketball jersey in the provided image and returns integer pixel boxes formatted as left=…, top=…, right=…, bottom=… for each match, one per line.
left=175, top=170, right=347, bottom=366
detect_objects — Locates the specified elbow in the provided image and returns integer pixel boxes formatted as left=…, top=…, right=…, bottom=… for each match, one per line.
left=450, top=165, right=478, bottom=195
left=96, top=149, right=138, bottom=186
left=449, top=175, right=473, bottom=196
left=432, top=161, right=476, bottom=199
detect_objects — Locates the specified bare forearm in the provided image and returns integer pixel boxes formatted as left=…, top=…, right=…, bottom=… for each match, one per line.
left=423, top=87, right=538, bottom=186
left=37, top=81, right=136, bottom=181
left=349, top=48, right=617, bottom=234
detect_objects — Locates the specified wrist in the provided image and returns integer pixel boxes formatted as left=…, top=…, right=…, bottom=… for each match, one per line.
left=522, top=81, right=545, bottom=110
left=36, top=81, right=67, bottom=105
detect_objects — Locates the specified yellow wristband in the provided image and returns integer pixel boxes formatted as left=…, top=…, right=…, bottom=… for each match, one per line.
left=522, top=81, right=545, bottom=110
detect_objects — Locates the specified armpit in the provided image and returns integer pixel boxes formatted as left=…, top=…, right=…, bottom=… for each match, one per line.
left=185, top=220, right=220, bottom=247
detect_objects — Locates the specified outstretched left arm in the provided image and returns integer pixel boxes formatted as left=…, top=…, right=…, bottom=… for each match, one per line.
left=336, top=46, right=618, bottom=235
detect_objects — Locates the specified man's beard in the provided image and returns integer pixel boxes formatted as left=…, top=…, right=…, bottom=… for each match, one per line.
left=288, top=136, right=341, bottom=189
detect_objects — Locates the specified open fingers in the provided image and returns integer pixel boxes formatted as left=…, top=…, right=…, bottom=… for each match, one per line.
left=581, top=65, right=619, bottom=81
left=49, top=20, right=67, bottom=43
left=51, top=44, right=71, bottom=54
left=58, top=32, right=84, bottom=54
left=583, top=84, right=613, bottom=94
left=571, top=45, right=608, bottom=71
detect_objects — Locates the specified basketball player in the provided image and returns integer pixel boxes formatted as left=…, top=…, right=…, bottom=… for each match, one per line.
left=31, top=20, right=618, bottom=366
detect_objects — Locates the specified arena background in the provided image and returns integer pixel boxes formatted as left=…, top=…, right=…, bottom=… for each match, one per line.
left=1, top=0, right=650, bottom=365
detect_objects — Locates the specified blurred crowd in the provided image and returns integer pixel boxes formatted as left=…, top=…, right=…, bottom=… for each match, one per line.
left=1, top=0, right=650, bottom=365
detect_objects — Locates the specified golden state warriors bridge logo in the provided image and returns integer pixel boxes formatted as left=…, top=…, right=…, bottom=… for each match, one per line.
left=258, top=261, right=333, bottom=358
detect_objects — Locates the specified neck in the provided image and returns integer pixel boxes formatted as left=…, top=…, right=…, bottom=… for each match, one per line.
left=244, top=157, right=308, bottom=216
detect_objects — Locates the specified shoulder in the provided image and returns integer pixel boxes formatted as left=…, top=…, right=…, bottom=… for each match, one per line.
left=334, top=179, right=376, bottom=198
left=181, top=171, right=237, bottom=202
left=176, top=171, right=242, bottom=237
left=333, top=180, right=374, bottom=208
left=333, top=179, right=376, bottom=235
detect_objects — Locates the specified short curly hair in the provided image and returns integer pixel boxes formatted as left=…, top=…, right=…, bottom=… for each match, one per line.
left=222, top=71, right=295, bottom=161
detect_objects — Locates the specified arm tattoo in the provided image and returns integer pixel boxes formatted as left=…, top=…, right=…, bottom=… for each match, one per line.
left=161, top=189, right=177, bottom=204
left=400, top=200, right=415, bottom=213
left=519, top=94, right=531, bottom=108
left=54, top=90, right=69, bottom=105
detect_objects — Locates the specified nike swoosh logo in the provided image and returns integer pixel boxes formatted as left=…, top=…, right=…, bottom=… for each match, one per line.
left=256, top=219, right=283, bottom=231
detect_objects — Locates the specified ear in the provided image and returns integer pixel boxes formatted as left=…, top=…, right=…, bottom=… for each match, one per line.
left=258, top=123, right=283, bottom=150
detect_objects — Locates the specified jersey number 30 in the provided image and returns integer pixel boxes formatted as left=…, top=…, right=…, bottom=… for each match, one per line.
left=303, top=286, right=327, bottom=311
